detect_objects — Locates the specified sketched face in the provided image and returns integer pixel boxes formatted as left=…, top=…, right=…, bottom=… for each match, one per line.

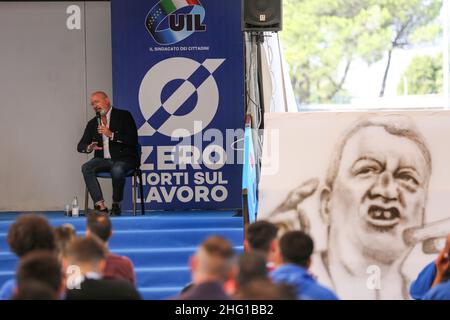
left=90, top=93, right=110, bottom=116
left=325, top=126, right=429, bottom=262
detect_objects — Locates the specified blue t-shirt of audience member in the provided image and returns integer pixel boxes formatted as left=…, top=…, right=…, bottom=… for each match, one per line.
left=270, top=264, right=338, bottom=300
left=409, top=261, right=436, bottom=300
left=422, top=280, right=450, bottom=300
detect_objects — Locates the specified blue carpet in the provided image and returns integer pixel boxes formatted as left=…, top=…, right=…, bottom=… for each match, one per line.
left=0, top=211, right=244, bottom=299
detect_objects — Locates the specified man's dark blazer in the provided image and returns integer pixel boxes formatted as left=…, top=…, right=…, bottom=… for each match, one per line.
left=77, top=108, right=139, bottom=166
left=65, top=278, right=142, bottom=300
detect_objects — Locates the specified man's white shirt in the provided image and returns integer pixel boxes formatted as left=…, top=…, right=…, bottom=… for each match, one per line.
left=102, top=108, right=112, bottom=159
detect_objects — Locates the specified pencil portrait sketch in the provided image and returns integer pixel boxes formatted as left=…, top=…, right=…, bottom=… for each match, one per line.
left=259, top=113, right=450, bottom=299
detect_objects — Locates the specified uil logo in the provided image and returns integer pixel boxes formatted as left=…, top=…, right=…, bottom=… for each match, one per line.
left=145, top=0, right=206, bottom=45
left=138, top=57, right=225, bottom=138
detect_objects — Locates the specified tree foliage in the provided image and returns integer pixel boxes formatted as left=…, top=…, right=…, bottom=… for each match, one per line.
left=397, top=54, right=443, bottom=95
left=281, top=0, right=442, bottom=104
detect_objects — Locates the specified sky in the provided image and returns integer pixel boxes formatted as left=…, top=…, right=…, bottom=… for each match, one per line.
left=345, top=44, right=443, bottom=99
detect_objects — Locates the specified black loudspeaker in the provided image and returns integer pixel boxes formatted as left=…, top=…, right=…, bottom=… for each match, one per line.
left=242, top=0, right=282, bottom=32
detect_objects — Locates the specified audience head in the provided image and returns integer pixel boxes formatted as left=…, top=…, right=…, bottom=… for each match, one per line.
left=279, top=231, right=314, bottom=268
left=86, top=213, right=112, bottom=243
left=237, top=252, right=268, bottom=288
left=245, top=220, right=279, bottom=263
left=191, top=236, right=236, bottom=284
left=7, top=214, right=56, bottom=257
left=66, top=236, right=107, bottom=275
left=15, top=250, right=63, bottom=299
left=13, top=280, right=58, bottom=300
left=53, top=224, right=76, bottom=261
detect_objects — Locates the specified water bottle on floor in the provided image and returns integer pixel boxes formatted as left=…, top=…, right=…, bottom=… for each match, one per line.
left=72, top=196, right=79, bottom=217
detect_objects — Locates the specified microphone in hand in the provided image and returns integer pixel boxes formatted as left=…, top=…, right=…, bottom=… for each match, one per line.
left=96, top=111, right=102, bottom=126
left=95, top=112, right=103, bottom=146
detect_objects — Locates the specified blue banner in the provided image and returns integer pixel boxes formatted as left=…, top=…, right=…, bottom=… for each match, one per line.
left=111, top=0, right=244, bottom=210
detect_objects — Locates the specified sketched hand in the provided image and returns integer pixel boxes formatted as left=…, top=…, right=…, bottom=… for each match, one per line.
left=271, top=178, right=319, bottom=214
left=270, top=178, right=320, bottom=233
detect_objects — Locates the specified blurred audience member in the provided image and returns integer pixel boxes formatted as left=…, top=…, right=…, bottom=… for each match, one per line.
left=0, top=214, right=56, bottom=300
left=245, top=221, right=279, bottom=271
left=14, top=250, right=64, bottom=300
left=86, top=213, right=135, bottom=285
left=54, top=224, right=77, bottom=262
left=13, top=281, right=57, bottom=300
left=410, top=233, right=450, bottom=299
left=234, top=279, right=297, bottom=300
left=271, top=231, right=338, bottom=300
left=225, top=252, right=268, bottom=298
left=236, top=252, right=269, bottom=289
left=65, top=236, right=141, bottom=300
left=421, top=235, right=450, bottom=300
left=174, top=236, right=236, bottom=300
left=233, top=251, right=295, bottom=300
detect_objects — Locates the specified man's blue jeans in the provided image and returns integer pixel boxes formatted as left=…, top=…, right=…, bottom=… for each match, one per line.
left=81, top=157, right=135, bottom=205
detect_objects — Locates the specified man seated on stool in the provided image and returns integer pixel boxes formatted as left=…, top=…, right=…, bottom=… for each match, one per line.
left=77, top=91, right=138, bottom=216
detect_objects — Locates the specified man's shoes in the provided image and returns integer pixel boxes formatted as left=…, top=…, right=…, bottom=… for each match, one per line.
left=111, top=203, right=122, bottom=216
left=94, top=204, right=109, bottom=214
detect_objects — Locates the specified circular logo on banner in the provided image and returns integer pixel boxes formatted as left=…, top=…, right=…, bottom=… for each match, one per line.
left=138, top=57, right=225, bottom=138
left=145, top=0, right=206, bottom=45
